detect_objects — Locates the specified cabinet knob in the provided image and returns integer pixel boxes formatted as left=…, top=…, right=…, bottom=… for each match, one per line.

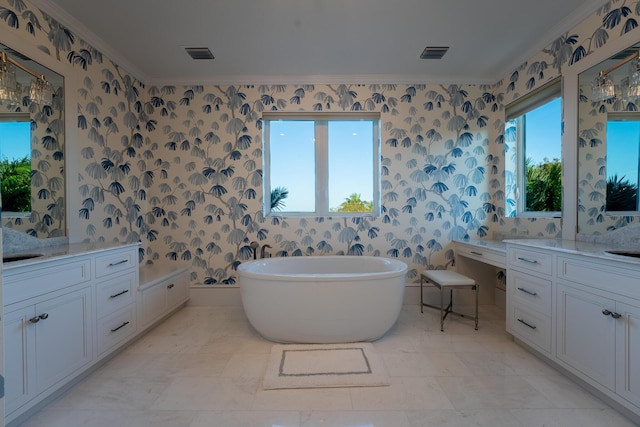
left=611, top=312, right=622, bottom=319
left=167, top=283, right=175, bottom=289
left=29, top=316, right=40, bottom=323
left=602, top=309, right=612, bottom=316
left=39, top=313, right=49, bottom=320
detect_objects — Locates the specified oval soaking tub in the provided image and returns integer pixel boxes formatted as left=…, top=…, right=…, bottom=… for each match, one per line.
left=237, top=256, right=408, bottom=343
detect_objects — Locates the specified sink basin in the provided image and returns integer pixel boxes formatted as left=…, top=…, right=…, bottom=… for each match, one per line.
left=604, top=250, right=640, bottom=258
left=3, top=253, right=43, bottom=262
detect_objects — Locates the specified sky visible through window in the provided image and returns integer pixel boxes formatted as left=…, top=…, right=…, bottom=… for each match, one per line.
left=0, top=121, right=31, bottom=161
left=607, top=120, right=640, bottom=185
left=524, top=97, right=562, bottom=164
left=269, top=120, right=374, bottom=213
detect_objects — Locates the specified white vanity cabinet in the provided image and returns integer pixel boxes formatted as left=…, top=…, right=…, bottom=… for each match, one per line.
left=556, top=281, right=617, bottom=390
left=138, top=263, right=190, bottom=329
left=3, top=256, right=94, bottom=418
left=506, top=246, right=554, bottom=355
left=506, top=241, right=640, bottom=419
left=4, top=284, right=92, bottom=414
left=2, top=243, right=139, bottom=425
left=92, top=248, right=139, bottom=357
left=556, top=254, right=640, bottom=409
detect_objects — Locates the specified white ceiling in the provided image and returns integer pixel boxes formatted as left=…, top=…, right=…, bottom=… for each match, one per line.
left=32, top=0, right=608, bottom=85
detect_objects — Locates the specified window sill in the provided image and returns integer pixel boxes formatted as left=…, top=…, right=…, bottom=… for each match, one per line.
left=516, top=212, right=562, bottom=220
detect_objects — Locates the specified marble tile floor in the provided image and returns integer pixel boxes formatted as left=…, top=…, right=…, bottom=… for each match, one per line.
left=17, top=304, right=638, bottom=427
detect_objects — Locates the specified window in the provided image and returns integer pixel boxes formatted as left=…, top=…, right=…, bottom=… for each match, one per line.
left=505, top=78, right=562, bottom=217
left=0, top=114, right=32, bottom=215
left=262, top=113, right=380, bottom=216
left=606, top=113, right=640, bottom=212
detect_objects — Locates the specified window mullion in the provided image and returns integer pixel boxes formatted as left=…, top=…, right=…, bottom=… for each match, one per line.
left=316, top=121, right=329, bottom=213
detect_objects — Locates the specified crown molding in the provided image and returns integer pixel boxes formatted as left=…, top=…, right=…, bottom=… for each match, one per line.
left=143, top=73, right=496, bottom=87
left=29, top=0, right=149, bottom=82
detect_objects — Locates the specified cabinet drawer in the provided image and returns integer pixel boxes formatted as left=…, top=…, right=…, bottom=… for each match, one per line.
left=508, top=246, right=553, bottom=276
left=509, top=270, right=552, bottom=315
left=96, top=271, right=137, bottom=318
left=3, top=258, right=91, bottom=305
left=510, top=304, right=551, bottom=353
left=456, top=244, right=506, bottom=268
left=557, top=256, right=640, bottom=298
left=97, top=305, right=136, bottom=356
left=95, top=249, right=136, bottom=279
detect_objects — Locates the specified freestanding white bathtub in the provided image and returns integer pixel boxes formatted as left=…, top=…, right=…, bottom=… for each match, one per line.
left=237, top=255, right=408, bottom=343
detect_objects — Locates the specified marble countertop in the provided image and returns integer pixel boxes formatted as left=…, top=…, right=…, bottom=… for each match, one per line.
left=455, top=237, right=640, bottom=267
left=503, top=238, right=640, bottom=266
left=3, top=241, right=140, bottom=271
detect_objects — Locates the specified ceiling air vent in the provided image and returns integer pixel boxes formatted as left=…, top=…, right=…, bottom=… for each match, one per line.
left=420, top=46, right=449, bottom=60
left=185, top=47, right=215, bottom=60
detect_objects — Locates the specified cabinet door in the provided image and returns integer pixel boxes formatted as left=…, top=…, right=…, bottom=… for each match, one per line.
left=4, top=306, right=36, bottom=414
left=34, top=286, right=93, bottom=392
left=615, top=300, right=640, bottom=407
left=139, top=281, right=167, bottom=327
left=556, top=283, right=616, bottom=390
left=166, top=272, right=189, bottom=309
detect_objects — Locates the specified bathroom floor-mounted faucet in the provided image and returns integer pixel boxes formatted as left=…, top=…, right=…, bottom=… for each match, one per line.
left=261, top=244, right=272, bottom=258
left=250, top=241, right=260, bottom=259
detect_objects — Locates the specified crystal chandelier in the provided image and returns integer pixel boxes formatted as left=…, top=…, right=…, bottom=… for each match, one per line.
left=0, top=51, right=53, bottom=107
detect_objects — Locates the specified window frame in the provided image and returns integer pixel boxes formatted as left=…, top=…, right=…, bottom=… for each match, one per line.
left=505, top=78, right=563, bottom=218
left=262, top=112, right=381, bottom=218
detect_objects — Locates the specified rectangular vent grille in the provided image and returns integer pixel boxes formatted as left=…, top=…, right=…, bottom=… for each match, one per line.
left=420, top=46, right=449, bottom=60
left=185, top=47, right=215, bottom=60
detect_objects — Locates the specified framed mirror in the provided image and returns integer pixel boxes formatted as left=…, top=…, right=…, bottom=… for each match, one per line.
left=0, top=43, right=66, bottom=238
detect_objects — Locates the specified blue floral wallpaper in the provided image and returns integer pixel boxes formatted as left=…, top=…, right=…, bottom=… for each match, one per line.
left=0, top=0, right=638, bottom=286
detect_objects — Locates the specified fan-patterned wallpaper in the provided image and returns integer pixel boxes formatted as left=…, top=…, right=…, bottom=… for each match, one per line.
left=0, top=0, right=637, bottom=285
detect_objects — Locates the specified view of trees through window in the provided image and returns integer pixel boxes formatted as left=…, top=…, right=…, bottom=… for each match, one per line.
left=0, top=120, right=32, bottom=213
left=506, top=84, right=562, bottom=215
left=264, top=115, right=379, bottom=216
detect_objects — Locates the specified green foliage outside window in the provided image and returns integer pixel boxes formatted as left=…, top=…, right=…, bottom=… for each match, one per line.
left=331, top=193, right=373, bottom=213
left=0, top=156, right=32, bottom=212
left=606, top=174, right=638, bottom=211
left=525, top=157, right=562, bottom=212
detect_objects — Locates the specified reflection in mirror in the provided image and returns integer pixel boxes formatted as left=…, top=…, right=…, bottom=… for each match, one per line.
left=577, top=42, right=640, bottom=234
left=0, top=113, right=31, bottom=214
left=606, top=113, right=639, bottom=211
left=0, top=43, right=65, bottom=238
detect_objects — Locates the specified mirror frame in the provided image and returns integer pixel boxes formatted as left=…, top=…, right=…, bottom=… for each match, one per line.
left=563, top=29, right=640, bottom=241
left=0, top=26, right=81, bottom=242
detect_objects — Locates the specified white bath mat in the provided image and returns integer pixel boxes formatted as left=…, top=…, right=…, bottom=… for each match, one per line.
left=262, top=342, right=390, bottom=390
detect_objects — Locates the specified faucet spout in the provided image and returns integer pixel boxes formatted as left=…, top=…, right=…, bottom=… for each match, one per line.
left=260, top=244, right=272, bottom=259
left=250, top=241, right=260, bottom=260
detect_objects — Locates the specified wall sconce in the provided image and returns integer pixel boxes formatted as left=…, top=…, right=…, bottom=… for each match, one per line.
left=0, top=51, right=53, bottom=106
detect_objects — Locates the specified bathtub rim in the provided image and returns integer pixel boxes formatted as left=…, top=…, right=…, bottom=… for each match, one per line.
left=237, top=255, right=408, bottom=282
